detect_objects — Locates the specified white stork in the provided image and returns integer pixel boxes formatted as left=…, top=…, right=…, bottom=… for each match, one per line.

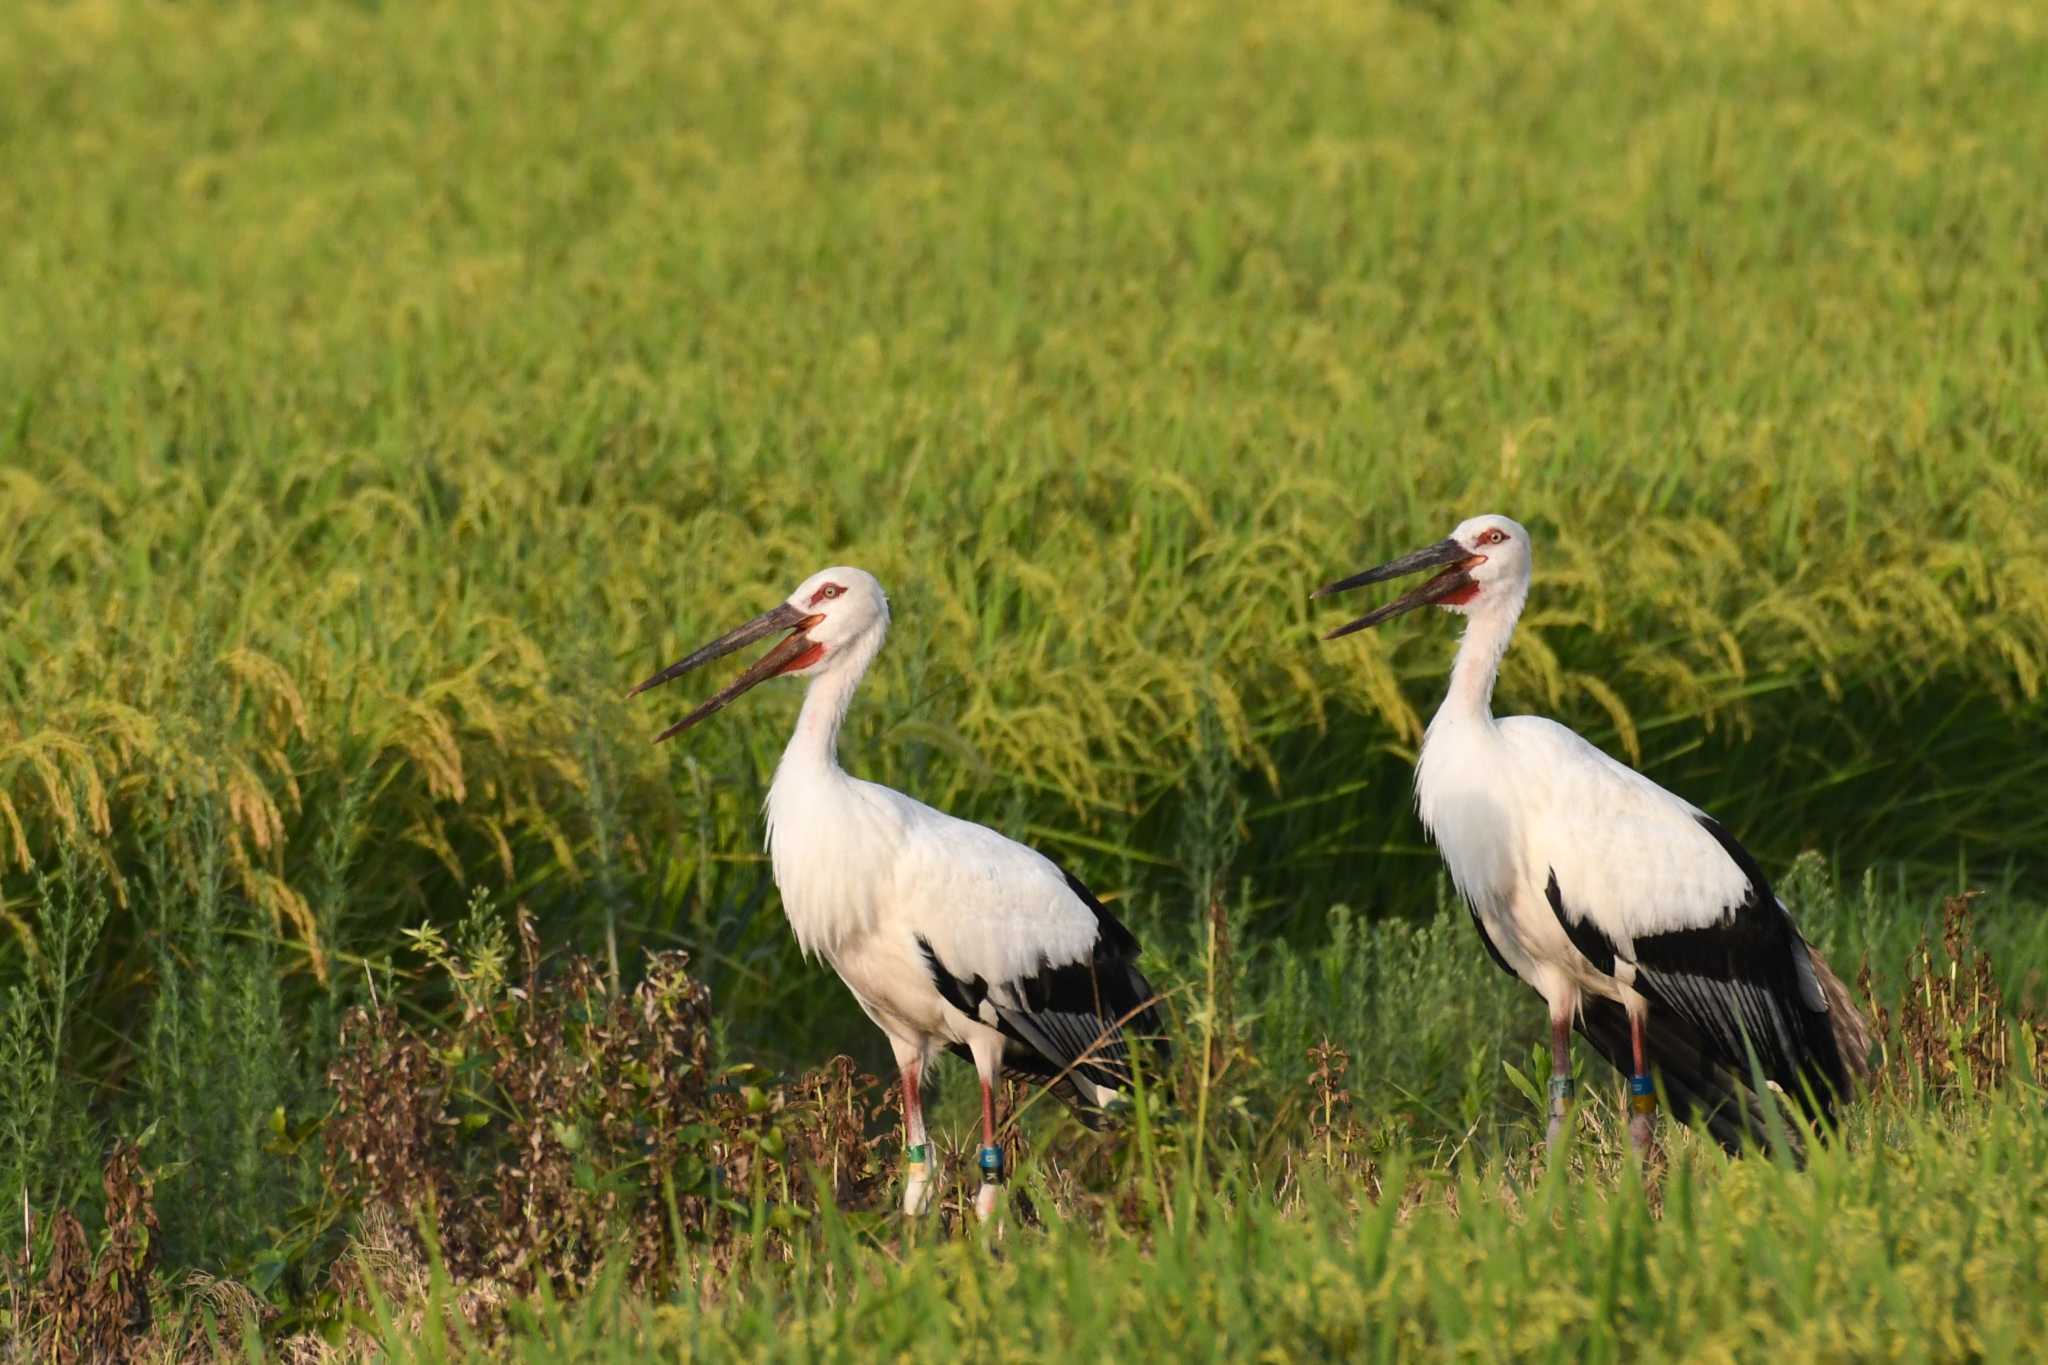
left=1316, top=514, right=1867, bottom=1156
left=630, top=567, right=1168, bottom=1218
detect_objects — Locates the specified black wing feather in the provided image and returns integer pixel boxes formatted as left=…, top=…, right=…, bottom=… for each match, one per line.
left=1547, top=871, right=1616, bottom=977
left=1574, top=996, right=1778, bottom=1154
left=1469, top=904, right=1520, bottom=981
left=919, top=861, right=1170, bottom=1119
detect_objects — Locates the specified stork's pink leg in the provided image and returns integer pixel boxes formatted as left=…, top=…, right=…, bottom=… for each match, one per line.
left=1546, top=1012, right=1574, bottom=1147
left=893, top=1044, right=935, bottom=1215
left=969, top=1044, right=1005, bottom=1222
left=1627, top=1012, right=1656, bottom=1153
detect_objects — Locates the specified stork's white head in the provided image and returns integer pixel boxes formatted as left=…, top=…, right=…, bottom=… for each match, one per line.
left=627, top=566, right=891, bottom=742
left=1313, top=513, right=1532, bottom=639
left=1444, top=513, right=1532, bottom=603
left=778, top=566, right=890, bottom=673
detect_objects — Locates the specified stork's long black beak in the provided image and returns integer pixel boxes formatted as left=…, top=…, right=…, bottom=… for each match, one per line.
left=1313, top=538, right=1478, bottom=640
left=629, top=601, right=824, bottom=742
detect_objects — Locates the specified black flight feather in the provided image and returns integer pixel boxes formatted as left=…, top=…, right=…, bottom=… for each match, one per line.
left=918, top=861, right=1169, bottom=1122
left=1544, top=817, right=1851, bottom=1157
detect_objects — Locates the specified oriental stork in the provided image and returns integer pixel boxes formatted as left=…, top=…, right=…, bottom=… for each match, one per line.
left=630, top=567, right=1169, bottom=1218
left=1316, top=515, right=1870, bottom=1157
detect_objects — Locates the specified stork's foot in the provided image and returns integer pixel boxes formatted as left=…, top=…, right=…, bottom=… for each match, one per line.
left=1627, top=1074, right=1657, bottom=1156
left=902, top=1145, right=935, bottom=1216
left=974, top=1145, right=1005, bottom=1224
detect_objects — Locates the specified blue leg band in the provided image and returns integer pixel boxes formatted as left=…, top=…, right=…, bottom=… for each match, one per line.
left=977, top=1145, right=1005, bottom=1182
left=1548, top=1076, right=1573, bottom=1103
left=1629, top=1073, right=1656, bottom=1115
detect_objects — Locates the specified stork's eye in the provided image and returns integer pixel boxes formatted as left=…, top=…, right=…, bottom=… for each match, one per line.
left=822, top=585, right=841, bottom=599
left=1483, top=529, right=1509, bottom=545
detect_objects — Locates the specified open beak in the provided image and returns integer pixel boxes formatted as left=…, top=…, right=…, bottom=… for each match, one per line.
left=1312, top=538, right=1480, bottom=640
left=629, top=602, right=825, bottom=742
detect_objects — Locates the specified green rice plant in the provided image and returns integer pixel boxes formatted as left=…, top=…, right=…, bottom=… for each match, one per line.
left=2, top=0, right=2047, bottom=1340
left=3, top=0, right=2045, bottom=959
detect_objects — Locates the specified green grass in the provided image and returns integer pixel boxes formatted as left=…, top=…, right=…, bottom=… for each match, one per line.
left=2, top=0, right=2048, bottom=1356
left=379, top=1100, right=2048, bottom=1362
left=184, top=868, right=2048, bottom=1362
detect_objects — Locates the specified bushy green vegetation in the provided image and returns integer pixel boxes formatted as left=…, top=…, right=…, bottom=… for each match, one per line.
left=3, top=0, right=2046, bottom=1357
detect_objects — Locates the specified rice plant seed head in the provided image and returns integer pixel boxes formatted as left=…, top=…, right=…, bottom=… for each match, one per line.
left=632, top=567, right=1171, bottom=1220
left=1316, top=514, right=1866, bottom=1159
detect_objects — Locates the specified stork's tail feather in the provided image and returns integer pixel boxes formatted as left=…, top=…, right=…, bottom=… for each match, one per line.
left=1805, top=944, right=1878, bottom=1092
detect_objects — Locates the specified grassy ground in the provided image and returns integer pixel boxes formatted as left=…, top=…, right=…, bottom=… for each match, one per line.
left=3, top=0, right=2048, bottom=1357
left=384, top=1101, right=2048, bottom=1361
left=293, top=866, right=2048, bottom=1363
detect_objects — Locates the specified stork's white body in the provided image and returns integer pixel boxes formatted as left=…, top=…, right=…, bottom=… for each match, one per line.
left=768, top=727, right=1106, bottom=1080
left=1325, top=515, right=1849, bottom=1154
left=1420, top=713, right=1757, bottom=1025
left=641, top=567, right=1161, bottom=1216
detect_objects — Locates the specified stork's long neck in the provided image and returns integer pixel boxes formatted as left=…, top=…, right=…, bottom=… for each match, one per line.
left=1434, top=586, right=1527, bottom=729
left=766, top=624, right=889, bottom=961
left=776, top=628, right=885, bottom=778
left=1415, top=585, right=1526, bottom=924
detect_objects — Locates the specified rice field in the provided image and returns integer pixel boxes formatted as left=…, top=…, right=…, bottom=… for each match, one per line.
left=3, top=0, right=2047, bottom=1357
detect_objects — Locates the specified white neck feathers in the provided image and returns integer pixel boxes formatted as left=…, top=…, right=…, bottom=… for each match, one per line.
left=1434, top=583, right=1527, bottom=729
left=762, top=623, right=893, bottom=960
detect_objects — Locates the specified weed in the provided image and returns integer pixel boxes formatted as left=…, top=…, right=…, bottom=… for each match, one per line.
left=1865, top=891, right=2048, bottom=1105
left=321, top=899, right=880, bottom=1307
left=9, top=1140, right=160, bottom=1364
